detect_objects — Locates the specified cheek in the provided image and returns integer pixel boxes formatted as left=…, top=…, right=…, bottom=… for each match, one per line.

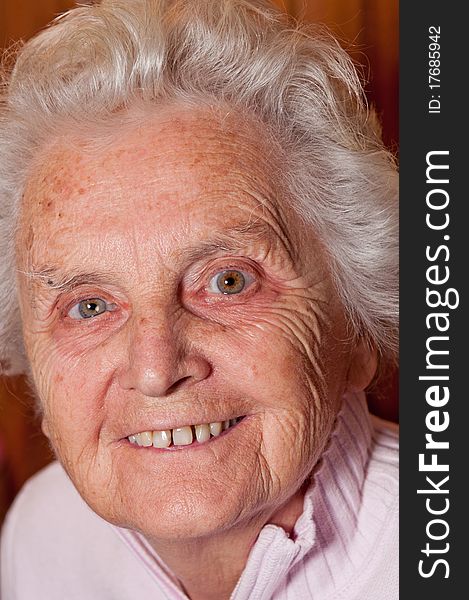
left=34, top=344, right=109, bottom=457
left=207, top=303, right=346, bottom=455
left=208, top=314, right=327, bottom=430
left=213, top=304, right=326, bottom=396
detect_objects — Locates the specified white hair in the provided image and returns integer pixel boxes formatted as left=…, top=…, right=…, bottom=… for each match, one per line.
left=0, top=0, right=398, bottom=376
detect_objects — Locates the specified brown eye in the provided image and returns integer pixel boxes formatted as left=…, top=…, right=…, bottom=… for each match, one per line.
left=68, top=298, right=109, bottom=319
left=214, top=270, right=246, bottom=295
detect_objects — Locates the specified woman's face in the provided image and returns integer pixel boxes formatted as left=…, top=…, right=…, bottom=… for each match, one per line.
left=16, top=106, right=373, bottom=541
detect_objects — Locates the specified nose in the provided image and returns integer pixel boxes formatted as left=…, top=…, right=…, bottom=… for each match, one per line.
left=117, top=315, right=211, bottom=397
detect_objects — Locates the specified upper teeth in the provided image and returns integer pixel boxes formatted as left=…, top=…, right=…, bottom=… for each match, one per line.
left=128, top=418, right=241, bottom=448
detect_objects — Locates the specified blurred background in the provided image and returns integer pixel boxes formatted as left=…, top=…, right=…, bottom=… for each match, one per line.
left=0, top=0, right=398, bottom=524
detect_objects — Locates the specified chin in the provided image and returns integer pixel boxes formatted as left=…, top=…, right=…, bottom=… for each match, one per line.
left=127, top=498, right=251, bottom=542
left=83, top=478, right=254, bottom=542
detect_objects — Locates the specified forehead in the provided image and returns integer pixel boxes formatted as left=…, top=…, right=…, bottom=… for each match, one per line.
left=18, top=105, right=293, bottom=266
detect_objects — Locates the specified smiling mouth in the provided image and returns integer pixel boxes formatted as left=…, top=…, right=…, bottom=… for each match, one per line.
left=128, top=417, right=244, bottom=448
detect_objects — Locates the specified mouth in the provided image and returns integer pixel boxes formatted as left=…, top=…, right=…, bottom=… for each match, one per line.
left=127, top=417, right=245, bottom=449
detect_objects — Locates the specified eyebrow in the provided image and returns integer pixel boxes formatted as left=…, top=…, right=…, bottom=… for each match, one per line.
left=21, top=268, right=118, bottom=294
left=183, top=219, right=285, bottom=262
left=22, top=219, right=292, bottom=293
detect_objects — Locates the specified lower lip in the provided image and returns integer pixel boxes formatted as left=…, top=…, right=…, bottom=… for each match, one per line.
left=125, top=416, right=248, bottom=452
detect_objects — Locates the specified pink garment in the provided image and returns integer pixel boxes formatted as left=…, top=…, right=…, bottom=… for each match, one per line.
left=0, top=392, right=398, bottom=599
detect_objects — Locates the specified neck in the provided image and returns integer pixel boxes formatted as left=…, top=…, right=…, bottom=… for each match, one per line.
left=146, top=486, right=307, bottom=600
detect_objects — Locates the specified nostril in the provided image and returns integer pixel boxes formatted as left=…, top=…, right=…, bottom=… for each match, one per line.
left=166, top=375, right=192, bottom=395
left=118, top=350, right=211, bottom=397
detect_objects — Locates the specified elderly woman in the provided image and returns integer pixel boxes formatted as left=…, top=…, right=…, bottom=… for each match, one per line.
left=0, top=0, right=398, bottom=598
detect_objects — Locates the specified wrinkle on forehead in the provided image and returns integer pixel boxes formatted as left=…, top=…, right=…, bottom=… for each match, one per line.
left=24, top=103, right=285, bottom=203
left=16, top=104, right=307, bottom=282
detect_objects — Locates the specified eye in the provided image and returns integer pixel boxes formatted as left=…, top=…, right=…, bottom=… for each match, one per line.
left=67, top=298, right=115, bottom=320
left=207, top=269, right=253, bottom=295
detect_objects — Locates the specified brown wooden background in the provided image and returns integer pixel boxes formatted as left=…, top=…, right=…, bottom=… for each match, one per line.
left=0, top=0, right=398, bottom=523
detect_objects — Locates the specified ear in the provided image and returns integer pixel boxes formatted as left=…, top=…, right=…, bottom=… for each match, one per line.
left=346, top=338, right=378, bottom=393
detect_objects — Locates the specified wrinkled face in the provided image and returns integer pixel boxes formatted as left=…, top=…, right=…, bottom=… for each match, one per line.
left=16, top=105, right=372, bottom=541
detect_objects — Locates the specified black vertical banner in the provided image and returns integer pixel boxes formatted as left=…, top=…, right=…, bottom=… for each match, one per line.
left=401, top=1, right=467, bottom=596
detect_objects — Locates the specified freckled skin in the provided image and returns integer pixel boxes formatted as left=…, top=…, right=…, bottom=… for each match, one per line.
left=16, top=105, right=376, bottom=597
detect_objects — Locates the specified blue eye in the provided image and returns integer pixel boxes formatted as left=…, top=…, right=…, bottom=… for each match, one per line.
left=208, top=270, right=253, bottom=295
left=68, top=298, right=114, bottom=320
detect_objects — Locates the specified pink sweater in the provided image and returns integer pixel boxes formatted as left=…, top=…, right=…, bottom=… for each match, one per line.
left=0, top=392, right=398, bottom=599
